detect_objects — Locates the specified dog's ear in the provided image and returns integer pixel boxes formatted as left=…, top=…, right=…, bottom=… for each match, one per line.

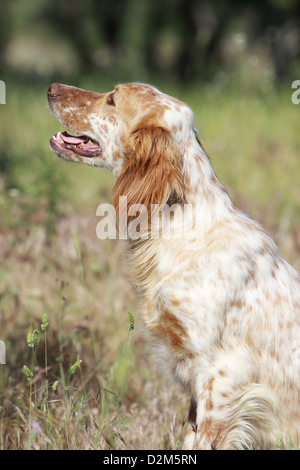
left=113, top=126, right=184, bottom=218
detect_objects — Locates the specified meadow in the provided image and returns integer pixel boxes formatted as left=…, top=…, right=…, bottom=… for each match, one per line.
left=0, top=78, right=299, bottom=449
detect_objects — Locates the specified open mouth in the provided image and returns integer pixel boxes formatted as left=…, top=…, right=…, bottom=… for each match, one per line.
left=50, top=131, right=102, bottom=158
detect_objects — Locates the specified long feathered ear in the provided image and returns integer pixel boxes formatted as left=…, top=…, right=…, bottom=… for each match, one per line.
left=113, top=126, right=185, bottom=217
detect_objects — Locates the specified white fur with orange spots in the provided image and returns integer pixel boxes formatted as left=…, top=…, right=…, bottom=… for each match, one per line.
left=48, top=82, right=300, bottom=450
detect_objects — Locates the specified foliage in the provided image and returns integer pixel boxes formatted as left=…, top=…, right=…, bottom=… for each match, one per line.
left=1, top=0, right=300, bottom=85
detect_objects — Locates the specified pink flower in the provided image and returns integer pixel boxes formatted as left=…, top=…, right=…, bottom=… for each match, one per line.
left=32, top=421, right=41, bottom=435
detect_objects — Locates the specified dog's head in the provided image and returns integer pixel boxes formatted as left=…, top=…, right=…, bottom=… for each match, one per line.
left=48, top=82, right=196, bottom=211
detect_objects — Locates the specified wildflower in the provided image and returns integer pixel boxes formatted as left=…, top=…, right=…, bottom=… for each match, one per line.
left=27, top=329, right=41, bottom=348
left=32, top=421, right=41, bottom=435
left=52, top=380, right=58, bottom=392
left=128, top=311, right=134, bottom=331
left=41, top=313, right=49, bottom=331
left=70, top=355, right=82, bottom=376
left=22, top=365, right=33, bottom=380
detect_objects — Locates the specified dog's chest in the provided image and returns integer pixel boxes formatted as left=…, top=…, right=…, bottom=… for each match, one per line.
left=140, top=283, right=226, bottom=387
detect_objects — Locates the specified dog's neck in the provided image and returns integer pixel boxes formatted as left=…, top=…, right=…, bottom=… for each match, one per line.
left=180, top=132, right=234, bottom=229
left=125, top=135, right=236, bottom=295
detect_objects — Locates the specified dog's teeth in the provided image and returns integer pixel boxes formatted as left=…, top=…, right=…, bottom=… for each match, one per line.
left=53, top=132, right=63, bottom=141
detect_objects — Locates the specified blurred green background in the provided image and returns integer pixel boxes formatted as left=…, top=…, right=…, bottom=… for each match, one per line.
left=2, top=0, right=300, bottom=85
left=0, top=0, right=300, bottom=217
left=0, top=0, right=300, bottom=450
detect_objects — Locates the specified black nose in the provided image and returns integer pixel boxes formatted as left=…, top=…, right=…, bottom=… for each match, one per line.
left=48, top=83, right=62, bottom=98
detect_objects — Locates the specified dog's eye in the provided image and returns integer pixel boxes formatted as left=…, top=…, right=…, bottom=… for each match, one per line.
left=107, top=94, right=115, bottom=106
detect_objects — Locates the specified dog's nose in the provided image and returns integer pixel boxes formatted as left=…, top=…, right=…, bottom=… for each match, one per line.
left=48, top=83, right=62, bottom=98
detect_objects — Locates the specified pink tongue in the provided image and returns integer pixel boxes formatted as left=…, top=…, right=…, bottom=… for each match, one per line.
left=61, top=131, right=89, bottom=145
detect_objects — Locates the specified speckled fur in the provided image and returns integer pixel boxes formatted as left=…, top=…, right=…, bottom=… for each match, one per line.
left=48, top=82, right=300, bottom=450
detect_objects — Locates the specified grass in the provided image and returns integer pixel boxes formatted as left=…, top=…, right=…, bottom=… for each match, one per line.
left=0, top=77, right=299, bottom=449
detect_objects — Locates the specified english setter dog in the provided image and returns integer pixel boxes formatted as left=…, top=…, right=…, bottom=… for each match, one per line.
left=48, top=82, right=300, bottom=450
